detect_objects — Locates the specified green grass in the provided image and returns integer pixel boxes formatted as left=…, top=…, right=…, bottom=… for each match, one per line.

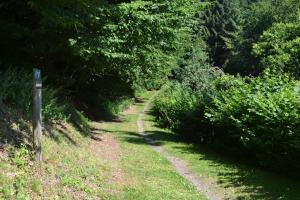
left=98, top=91, right=206, bottom=200
left=0, top=123, right=116, bottom=199
left=0, top=91, right=206, bottom=199
left=142, top=92, right=300, bottom=200
left=2, top=90, right=297, bottom=199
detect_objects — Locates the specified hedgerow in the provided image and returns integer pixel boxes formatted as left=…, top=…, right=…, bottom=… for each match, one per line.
left=206, top=71, right=300, bottom=170
left=154, top=69, right=300, bottom=171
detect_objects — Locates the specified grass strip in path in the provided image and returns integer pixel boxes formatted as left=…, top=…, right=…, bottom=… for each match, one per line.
left=137, top=92, right=223, bottom=200
left=95, top=91, right=206, bottom=200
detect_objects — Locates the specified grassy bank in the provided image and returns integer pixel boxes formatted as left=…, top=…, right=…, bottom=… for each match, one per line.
left=2, top=91, right=298, bottom=199
left=0, top=121, right=118, bottom=199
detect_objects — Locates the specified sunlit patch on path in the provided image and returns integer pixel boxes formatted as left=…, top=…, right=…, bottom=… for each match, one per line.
left=90, top=122, right=126, bottom=186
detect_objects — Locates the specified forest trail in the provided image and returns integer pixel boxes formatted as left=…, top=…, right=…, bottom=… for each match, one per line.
left=93, top=91, right=207, bottom=199
left=92, top=91, right=300, bottom=199
left=137, top=92, right=224, bottom=200
left=134, top=92, right=300, bottom=200
left=95, top=91, right=227, bottom=199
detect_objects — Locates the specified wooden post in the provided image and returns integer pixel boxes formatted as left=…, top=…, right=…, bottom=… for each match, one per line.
left=33, top=68, right=42, bottom=162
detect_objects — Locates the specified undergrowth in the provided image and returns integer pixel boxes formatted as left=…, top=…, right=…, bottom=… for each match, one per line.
left=153, top=70, right=300, bottom=172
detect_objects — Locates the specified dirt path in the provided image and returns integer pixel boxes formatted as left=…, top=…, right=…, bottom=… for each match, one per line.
left=137, top=93, right=224, bottom=200
left=90, top=122, right=126, bottom=186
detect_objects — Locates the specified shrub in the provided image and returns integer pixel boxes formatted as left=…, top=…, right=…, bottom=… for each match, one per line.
left=153, top=83, right=198, bottom=131
left=0, top=68, right=68, bottom=121
left=0, top=68, right=32, bottom=114
left=253, top=19, right=300, bottom=78
left=154, top=68, right=300, bottom=171
left=206, top=70, right=300, bottom=170
left=153, top=39, right=221, bottom=140
left=100, top=96, right=134, bottom=118
left=42, top=88, right=69, bottom=122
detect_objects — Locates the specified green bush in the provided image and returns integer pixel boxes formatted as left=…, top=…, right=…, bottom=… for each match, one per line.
left=153, top=83, right=198, bottom=131
left=42, top=88, right=69, bottom=121
left=206, top=71, right=300, bottom=170
left=253, top=19, right=300, bottom=78
left=154, top=67, right=300, bottom=170
left=153, top=39, right=220, bottom=140
left=0, top=0, right=203, bottom=97
left=100, top=96, right=134, bottom=118
left=0, top=68, right=68, bottom=121
left=0, top=68, right=32, bottom=113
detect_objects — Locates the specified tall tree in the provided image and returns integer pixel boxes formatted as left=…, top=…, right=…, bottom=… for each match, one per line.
left=201, top=0, right=242, bottom=69
left=0, top=0, right=202, bottom=95
left=227, top=0, right=300, bottom=75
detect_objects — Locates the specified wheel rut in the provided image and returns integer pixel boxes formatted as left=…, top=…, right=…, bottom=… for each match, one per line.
left=137, top=92, right=226, bottom=200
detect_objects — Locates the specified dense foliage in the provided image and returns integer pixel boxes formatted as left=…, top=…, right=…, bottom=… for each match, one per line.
left=0, top=0, right=201, bottom=93
left=0, top=68, right=67, bottom=121
left=153, top=0, right=300, bottom=172
left=253, top=19, right=300, bottom=78
left=154, top=70, right=300, bottom=171
left=1, top=0, right=300, bottom=173
left=153, top=39, right=219, bottom=139
left=0, top=0, right=203, bottom=121
left=207, top=72, right=300, bottom=170
left=202, top=0, right=242, bottom=68
left=227, top=0, right=300, bottom=74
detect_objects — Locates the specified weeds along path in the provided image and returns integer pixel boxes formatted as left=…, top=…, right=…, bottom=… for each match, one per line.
left=137, top=92, right=224, bottom=200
